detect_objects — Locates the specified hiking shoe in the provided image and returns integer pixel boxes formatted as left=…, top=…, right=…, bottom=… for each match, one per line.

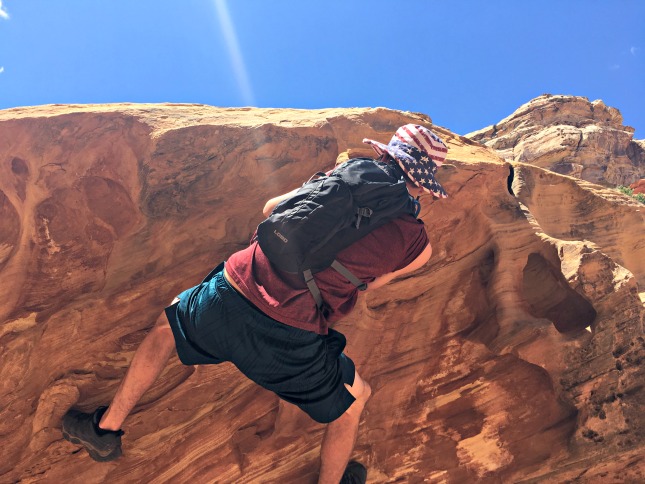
left=62, top=406, right=124, bottom=462
left=340, top=460, right=367, bottom=484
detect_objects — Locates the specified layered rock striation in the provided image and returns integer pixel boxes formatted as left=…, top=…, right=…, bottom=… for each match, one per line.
left=466, top=94, right=645, bottom=186
left=0, top=104, right=643, bottom=483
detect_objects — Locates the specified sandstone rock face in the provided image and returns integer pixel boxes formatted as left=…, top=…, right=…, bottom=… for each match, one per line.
left=466, top=94, right=645, bottom=186
left=1, top=105, right=643, bottom=483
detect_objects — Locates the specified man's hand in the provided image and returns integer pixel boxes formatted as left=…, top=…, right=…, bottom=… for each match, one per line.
left=263, top=188, right=300, bottom=217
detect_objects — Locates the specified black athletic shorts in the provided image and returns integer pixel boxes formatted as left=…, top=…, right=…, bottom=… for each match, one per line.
left=164, top=262, right=356, bottom=424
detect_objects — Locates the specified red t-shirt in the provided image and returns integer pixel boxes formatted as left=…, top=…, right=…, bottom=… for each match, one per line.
left=226, top=215, right=429, bottom=334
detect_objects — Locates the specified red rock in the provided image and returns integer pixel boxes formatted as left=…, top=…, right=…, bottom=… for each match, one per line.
left=0, top=104, right=643, bottom=483
left=630, top=179, right=645, bottom=194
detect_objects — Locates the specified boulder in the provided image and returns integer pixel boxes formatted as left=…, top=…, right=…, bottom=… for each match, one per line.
left=466, top=94, right=645, bottom=186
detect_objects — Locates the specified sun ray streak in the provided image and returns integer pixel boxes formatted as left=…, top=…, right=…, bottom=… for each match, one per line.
left=213, top=0, right=255, bottom=106
left=0, top=0, right=9, bottom=20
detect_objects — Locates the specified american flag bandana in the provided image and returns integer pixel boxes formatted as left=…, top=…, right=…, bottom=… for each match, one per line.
left=363, top=124, right=448, bottom=198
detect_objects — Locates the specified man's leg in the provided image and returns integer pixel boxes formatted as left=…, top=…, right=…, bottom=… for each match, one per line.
left=99, top=301, right=180, bottom=430
left=62, top=301, right=180, bottom=461
left=318, top=370, right=372, bottom=484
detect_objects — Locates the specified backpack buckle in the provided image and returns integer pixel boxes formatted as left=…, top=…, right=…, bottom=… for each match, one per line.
left=355, top=207, right=373, bottom=228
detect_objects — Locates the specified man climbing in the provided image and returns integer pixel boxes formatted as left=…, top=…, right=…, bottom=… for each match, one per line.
left=62, top=124, right=449, bottom=484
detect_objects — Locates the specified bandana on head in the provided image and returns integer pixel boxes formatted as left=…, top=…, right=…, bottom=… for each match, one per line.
left=363, top=124, right=448, bottom=198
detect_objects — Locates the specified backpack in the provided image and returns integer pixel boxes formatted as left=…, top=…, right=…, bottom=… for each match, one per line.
left=256, top=157, right=420, bottom=315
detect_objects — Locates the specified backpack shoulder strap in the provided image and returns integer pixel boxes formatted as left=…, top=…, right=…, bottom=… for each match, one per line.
left=303, top=269, right=330, bottom=317
left=303, top=269, right=323, bottom=309
left=330, top=260, right=367, bottom=291
left=303, top=261, right=367, bottom=315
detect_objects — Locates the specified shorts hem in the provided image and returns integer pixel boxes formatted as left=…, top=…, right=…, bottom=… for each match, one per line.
left=165, top=300, right=223, bottom=366
left=316, top=353, right=357, bottom=424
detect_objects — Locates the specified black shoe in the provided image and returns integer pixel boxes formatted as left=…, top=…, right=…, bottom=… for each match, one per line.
left=62, top=406, right=124, bottom=462
left=340, top=460, right=367, bottom=484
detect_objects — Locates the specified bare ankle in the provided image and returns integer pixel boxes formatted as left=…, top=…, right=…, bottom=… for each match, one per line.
left=98, top=407, right=122, bottom=431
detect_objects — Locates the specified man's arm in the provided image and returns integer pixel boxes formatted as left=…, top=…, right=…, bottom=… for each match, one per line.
left=367, top=242, right=432, bottom=291
left=263, top=188, right=300, bottom=217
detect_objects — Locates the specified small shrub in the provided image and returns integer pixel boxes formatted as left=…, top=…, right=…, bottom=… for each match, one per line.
left=617, top=185, right=634, bottom=196
left=616, top=185, right=645, bottom=204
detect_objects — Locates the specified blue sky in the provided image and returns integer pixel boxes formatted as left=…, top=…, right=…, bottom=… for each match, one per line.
left=0, top=1, right=643, bottom=137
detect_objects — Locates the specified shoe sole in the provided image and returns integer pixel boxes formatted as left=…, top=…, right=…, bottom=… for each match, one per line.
left=62, top=430, right=122, bottom=462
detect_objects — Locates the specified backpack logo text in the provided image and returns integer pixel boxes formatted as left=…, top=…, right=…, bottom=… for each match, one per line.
left=274, top=230, right=288, bottom=243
